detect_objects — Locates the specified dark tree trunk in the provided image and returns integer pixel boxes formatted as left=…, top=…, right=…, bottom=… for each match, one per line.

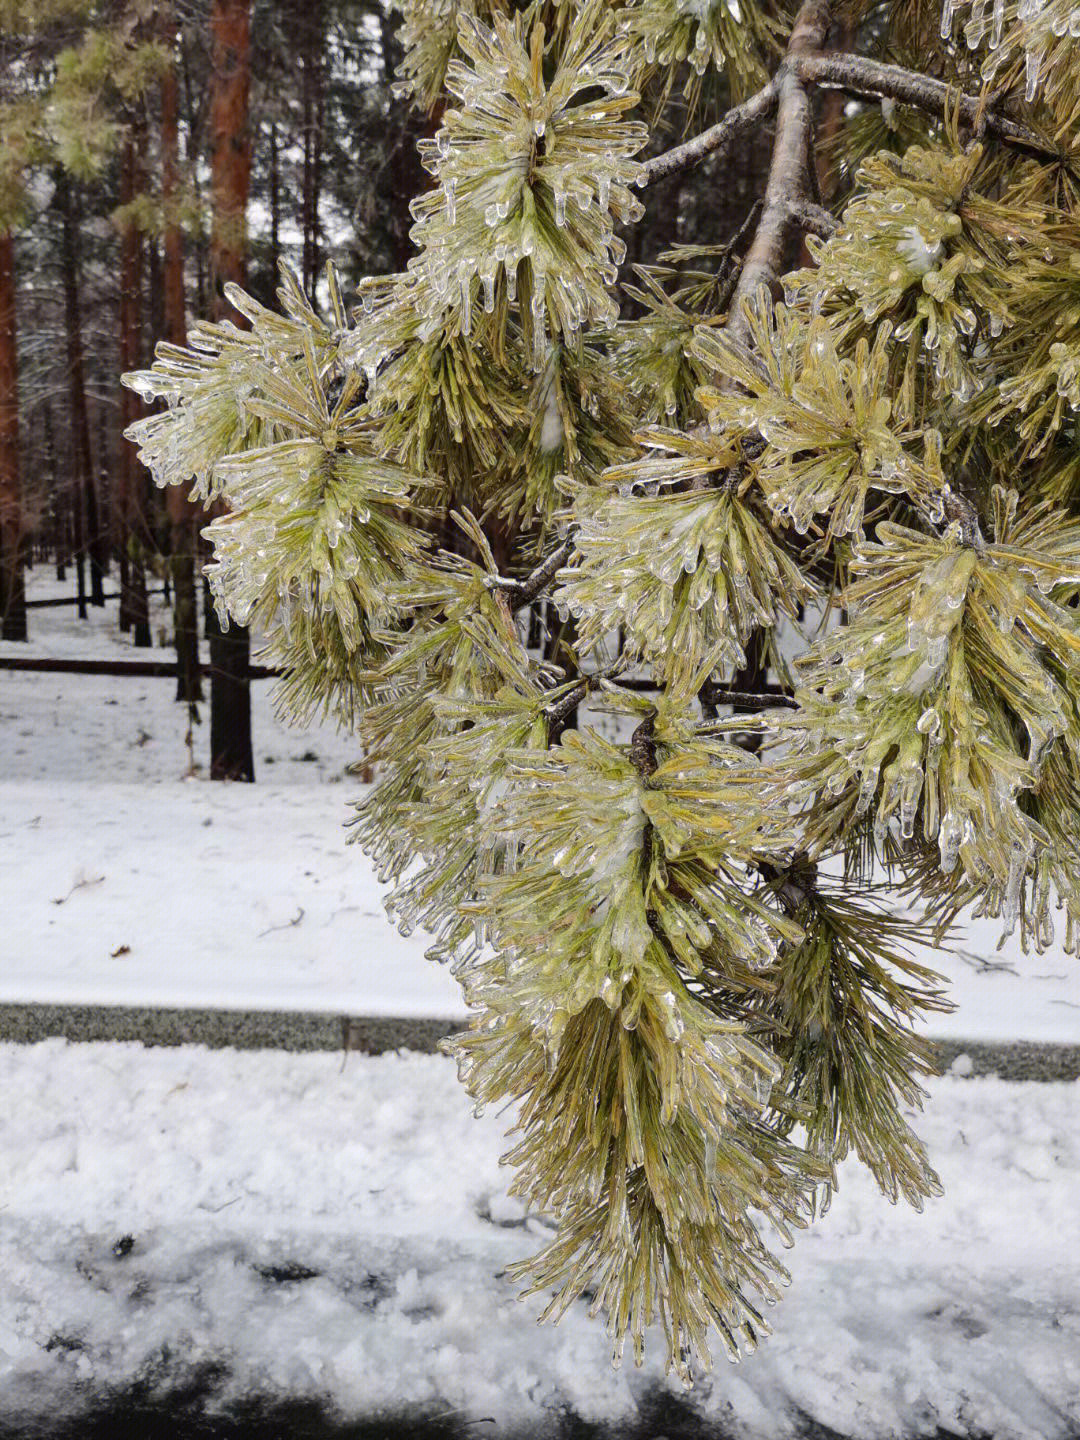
left=162, top=0, right=203, bottom=705
left=0, top=231, right=26, bottom=641
left=118, top=131, right=152, bottom=649
left=269, top=119, right=280, bottom=280
left=118, top=138, right=137, bottom=635
left=207, top=0, right=255, bottom=781
left=58, top=173, right=106, bottom=612
left=68, top=360, right=88, bottom=623
left=181, top=31, right=209, bottom=318
left=130, top=561, right=151, bottom=648
left=378, top=7, right=434, bottom=270
left=297, top=0, right=325, bottom=298
left=44, top=403, right=66, bottom=581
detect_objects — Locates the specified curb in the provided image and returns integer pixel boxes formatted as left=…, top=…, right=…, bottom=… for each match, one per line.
left=0, top=1003, right=464, bottom=1056
left=1, top=1003, right=1078, bottom=1080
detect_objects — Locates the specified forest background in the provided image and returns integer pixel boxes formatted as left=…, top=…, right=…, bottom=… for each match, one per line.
left=0, top=0, right=775, bottom=783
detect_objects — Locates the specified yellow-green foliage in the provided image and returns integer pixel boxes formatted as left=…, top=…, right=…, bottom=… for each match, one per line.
left=558, top=430, right=815, bottom=689
left=408, top=1, right=647, bottom=355
left=772, top=488, right=1080, bottom=947
left=625, top=0, right=785, bottom=111
left=120, top=0, right=1080, bottom=1385
left=760, top=874, right=950, bottom=1207
left=698, top=295, right=945, bottom=543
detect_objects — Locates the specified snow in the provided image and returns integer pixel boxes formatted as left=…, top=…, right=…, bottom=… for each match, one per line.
left=0, top=574, right=465, bottom=1020
left=0, top=1040, right=1077, bottom=1437
left=2, top=571, right=1077, bottom=1039
left=3, top=573, right=1080, bottom=1435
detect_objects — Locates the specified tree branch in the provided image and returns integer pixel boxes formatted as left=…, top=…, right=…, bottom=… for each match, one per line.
left=501, top=531, right=577, bottom=611
left=794, top=52, right=1057, bottom=159
left=700, top=681, right=797, bottom=710
left=786, top=198, right=838, bottom=239
left=641, top=79, right=781, bottom=186
left=543, top=661, right=623, bottom=726
left=725, top=0, right=834, bottom=350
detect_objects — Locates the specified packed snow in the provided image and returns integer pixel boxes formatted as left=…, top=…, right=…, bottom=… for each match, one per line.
left=1, top=570, right=1077, bottom=1040
left=0, top=1041, right=1077, bottom=1438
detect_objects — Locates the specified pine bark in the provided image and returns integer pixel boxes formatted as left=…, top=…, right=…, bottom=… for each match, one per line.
left=127, top=121, right=152, bottom=650
left=117, top=137, right=138, bottom=635
left=0, top=231, right=26, bottom=641
left=161, top=2, right=203, bottom=705
left=207, top=0, right=254, bottom=781
left=58, top=174, right=106, bottom=613
left=299, top=0, right=324, bottom=298
left=269, top=120, right=280, bottom=280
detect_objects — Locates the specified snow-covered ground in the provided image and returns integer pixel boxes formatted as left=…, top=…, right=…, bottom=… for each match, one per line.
left=1, top=574, right=465, bottom=1020
left=2, top=571, right=1080, bottom=1437
left=0, top=1041, right=1077, bottom=1438
left=1, top=570, right=1077, bottom=1040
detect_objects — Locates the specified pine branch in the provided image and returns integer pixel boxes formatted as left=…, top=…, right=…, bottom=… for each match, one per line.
left=543, top=660, right=626, bottom=726
left=794, top=52, right=1058, bottom=159
left=786, top=198, right=838, bottom=240
left=700, top=682, right=798, bottom=710
left=506, top=532, right=578, bottom=611
left=641, top=79, right=781, bottom=186
left=726, top=0, right=833, bottom=349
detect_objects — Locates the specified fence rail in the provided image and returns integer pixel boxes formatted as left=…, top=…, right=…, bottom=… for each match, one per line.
left=0, top=656, right=278, bottom=679
left=25, top=589, right=168, bottom=610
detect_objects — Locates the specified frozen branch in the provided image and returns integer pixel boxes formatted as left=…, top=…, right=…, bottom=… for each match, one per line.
left=641, top=79, right=781, bottom=186
left=786, top=198, right=838, bottom=239
left=725, top=0, right=834, bottom=349
left=506, top=532, right=577, bottom=611
left=793, top=52, right=1057, bottom=159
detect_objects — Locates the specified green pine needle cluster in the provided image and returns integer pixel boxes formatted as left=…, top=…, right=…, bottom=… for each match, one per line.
left=121, top=0, right=1080, bottom=1383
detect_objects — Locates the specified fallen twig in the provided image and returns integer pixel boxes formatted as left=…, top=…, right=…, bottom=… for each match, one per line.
left=258, top=906, right=305, bottom=938
left=52, top=874, right=105, bottom=906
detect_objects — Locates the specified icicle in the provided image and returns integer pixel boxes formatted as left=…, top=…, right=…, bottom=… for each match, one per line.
left=459, top=269, right=472, bottom=336
left=539, top=381, right=564, bottom=452
left=917, top=706, right=941, bottom=739
left=992, top=0, right=1005, bottom=46
left=1025, top=47, right=1041, bottom=102
left=1002, top=837, right=1029, bottom=936
left=939, top=810, right=963, bottom=873
left=898, top=763, right=924, bottom=840
left=856, top=765, right=881, bottom=816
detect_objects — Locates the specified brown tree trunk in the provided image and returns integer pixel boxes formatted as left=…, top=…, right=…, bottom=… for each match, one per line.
left=45, top=403, right=66, bottom=581
left=128, top=122, right=153, bottom=650
left=207, top=0, right=254, bottom=781
left=0, top=232, right=26, bottom=641
left=162, top=0, right=203, bottom=705
left=300, top=0, right=325, bottom=298
left=58, top=173, right=106, bottom=615
left=209, top=0, right=252, bottom=316
left=118, top=137, right=138, bottom=635
left=269, top=119, right=280, bottom=281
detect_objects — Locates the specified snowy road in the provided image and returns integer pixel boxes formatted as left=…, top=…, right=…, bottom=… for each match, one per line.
left=1, top=1041, right=1078, bottom=1439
